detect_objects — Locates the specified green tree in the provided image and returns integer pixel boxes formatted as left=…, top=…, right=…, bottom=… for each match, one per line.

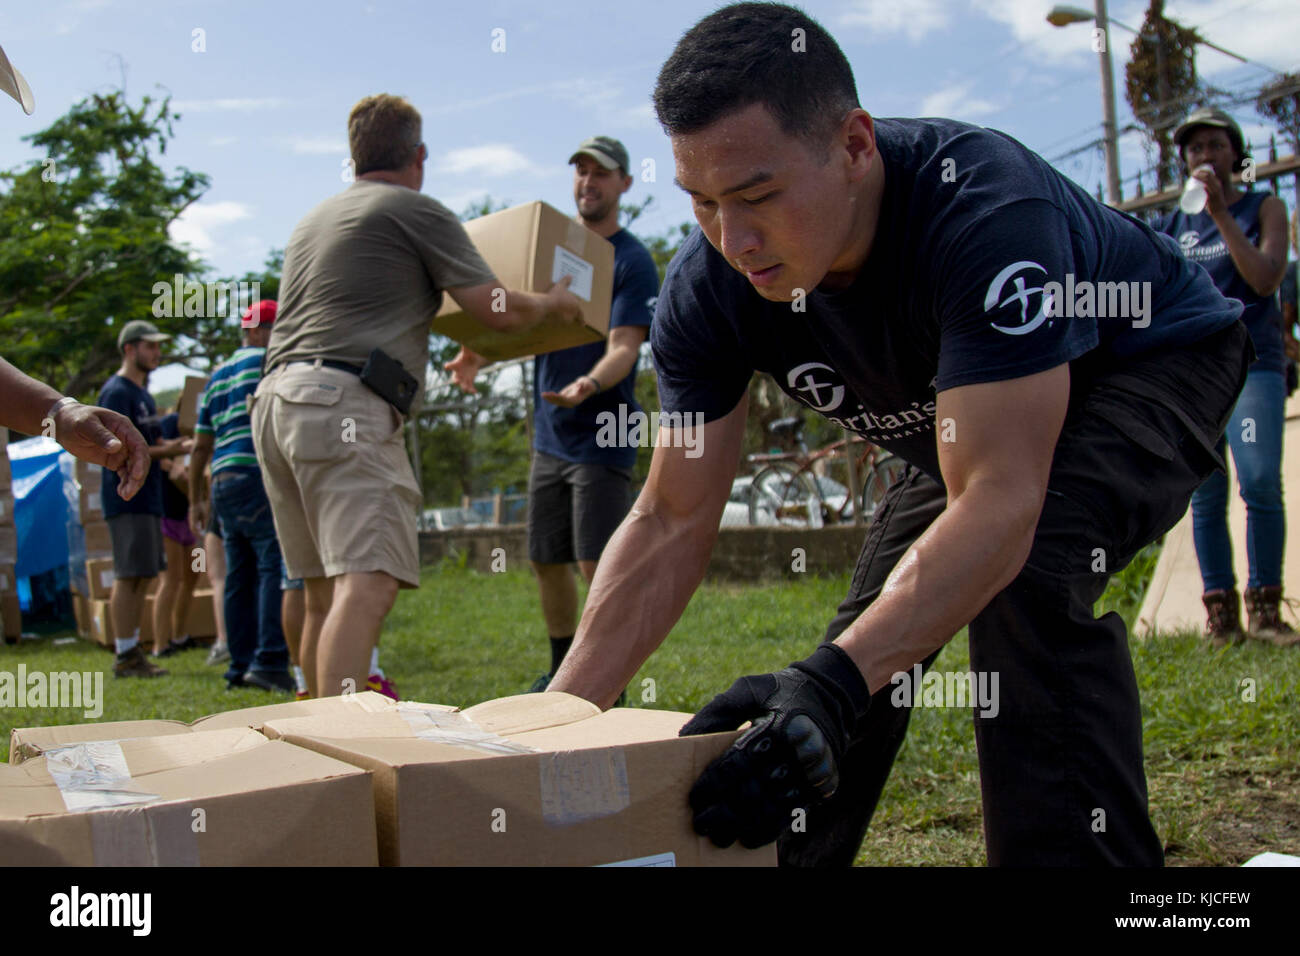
left=1257, top=72, right=1300, bottom=154
left=1123, top=1, right=1205, bottom=190
left=0, top=90, right=209, bottom=397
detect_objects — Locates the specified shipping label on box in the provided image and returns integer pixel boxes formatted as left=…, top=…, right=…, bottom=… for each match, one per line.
left=78, top=487, right=103, bottom=523
left=431, top=201, right=614, bottom=362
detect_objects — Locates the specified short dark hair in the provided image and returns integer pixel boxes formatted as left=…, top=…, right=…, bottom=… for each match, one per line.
left=349, top=94, right=422, bottom=175
left=652, top=2, right=860, bottom=156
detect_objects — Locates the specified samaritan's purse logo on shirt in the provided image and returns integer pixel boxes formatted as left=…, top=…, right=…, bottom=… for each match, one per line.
left=984, top=260, right=1051, bottom=336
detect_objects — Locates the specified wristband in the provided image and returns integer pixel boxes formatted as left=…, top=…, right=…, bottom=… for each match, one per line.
left=582, top=374, right=602, bottom=394
left=45, top=396, right=79, bottom=424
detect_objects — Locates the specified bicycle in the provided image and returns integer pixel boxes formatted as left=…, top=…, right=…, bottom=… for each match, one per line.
left=746, top=416, right=907, bottom=528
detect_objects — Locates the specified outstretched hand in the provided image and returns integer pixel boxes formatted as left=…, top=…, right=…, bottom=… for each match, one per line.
left=52, top=402, right=151, bottom=501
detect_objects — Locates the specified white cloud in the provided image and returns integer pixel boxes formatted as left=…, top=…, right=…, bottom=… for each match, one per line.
left=209, top=136, right=238, bottom=147
left=839, top=0, right=952, bottom=41
left=169, top=201, right=254, bottom=257
left=1163, top=0, right=1300, bottom=77
left=919, top=82, right=999, bottom=119
left=55, top=0, right=112, bottom=36
left=434, top=188, right=502, bottom=217
left=434, top=144, right=539, bottom=177
left=283, top=136, right=347, bottom=155
left=967, top=0, right=1108, bottom=64
left=170, top=97, right=289, bottom=113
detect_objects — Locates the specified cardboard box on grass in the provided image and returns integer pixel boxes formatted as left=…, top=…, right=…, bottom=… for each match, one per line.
left=0, top=728, right=376, bottom=865
left=432, top=201, right=613, bottom=362
left=266, top=692, right=776, bottom=867
left=9, top=691, right=403, bottom=764
left=71, top=592, right=91, bottom=639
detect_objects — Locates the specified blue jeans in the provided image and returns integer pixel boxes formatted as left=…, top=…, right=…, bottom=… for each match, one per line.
left=1191, top=369, right=1288, bottom=591
left=212, top=468, right=289, bottom=682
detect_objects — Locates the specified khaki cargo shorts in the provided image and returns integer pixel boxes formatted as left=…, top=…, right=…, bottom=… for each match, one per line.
left=250, top=363, right=421, bottom=587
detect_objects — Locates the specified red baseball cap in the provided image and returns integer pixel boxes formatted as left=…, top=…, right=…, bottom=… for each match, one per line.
left=241, top=300, right=278, bottom=328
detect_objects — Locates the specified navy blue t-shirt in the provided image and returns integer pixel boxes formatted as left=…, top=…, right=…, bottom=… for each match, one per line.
left=653, top=117, right=1243, bottom=483
left=96, top=374, right=164, bottom=517
left=533, top=228, right=660, bottom=468
left=1155, top=191, right=1286, bottom=375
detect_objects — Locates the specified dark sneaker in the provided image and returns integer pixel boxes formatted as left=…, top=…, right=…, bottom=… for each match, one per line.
left=242, top=669, right=296, bottom=693
left=1203, top=589, right=1244, bottom=648
left=1244, top=586, right=1300, bottom=647
left=528, top=673, right=551, bottom=693
left=151, top=638, right=192, bottom=658
left=115, top=645, right=168, bottom=678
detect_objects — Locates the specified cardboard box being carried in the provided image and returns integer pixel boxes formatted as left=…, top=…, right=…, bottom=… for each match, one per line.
left=0, top=728, right=377, bottom=865
left=0, top=493, right=13, bottom=528
left=432, top=201, right=613, bottom=362
left=265, top=692, right=776, bottom=867
left=0, top=526, right=15, bottom=565
left=176, top=376, right=208, bottom=435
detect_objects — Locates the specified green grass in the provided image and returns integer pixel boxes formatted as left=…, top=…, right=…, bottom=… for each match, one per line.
left=3, top=550, right=1297, bottom=866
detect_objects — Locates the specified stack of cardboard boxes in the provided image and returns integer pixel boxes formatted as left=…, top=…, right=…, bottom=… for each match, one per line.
left=68, top=451, right=219, bottom=649
left=3, top=692, right=775, bottom=867
left=0, top=428, right=19, bottom=643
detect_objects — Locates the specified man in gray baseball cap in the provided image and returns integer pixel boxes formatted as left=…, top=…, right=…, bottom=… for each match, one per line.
left=569, top=136, right=631, bottom=176
left=447, top=134, right=661, bottom=694
left=97, top=317, right=190, bottom=677
left=116, top=319, right=171, bottom=350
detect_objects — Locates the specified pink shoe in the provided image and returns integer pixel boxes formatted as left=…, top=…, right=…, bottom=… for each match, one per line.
left=295, top=690, right=311, bottom=701
left=366, top=673, right=400, bottom=701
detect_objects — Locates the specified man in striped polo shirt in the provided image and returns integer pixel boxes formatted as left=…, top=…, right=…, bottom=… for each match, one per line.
left=188, top=300, right=293, bottom=693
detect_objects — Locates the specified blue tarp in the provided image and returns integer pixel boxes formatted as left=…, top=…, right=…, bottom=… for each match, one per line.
left=7, top=437, right=73, bottom=607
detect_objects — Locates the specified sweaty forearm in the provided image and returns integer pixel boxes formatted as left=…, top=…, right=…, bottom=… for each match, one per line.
left=836, top=481, right=1041, bottom=692
left=549, top=501, right=719, bottom=709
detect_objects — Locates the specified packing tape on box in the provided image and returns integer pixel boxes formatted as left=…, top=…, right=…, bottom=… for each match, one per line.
left=90, top=802, right=200, bottom=867
left=45, top=742, right=200, bottom=865
left=539, top=748, right=631, bottom=826
left=564, top=219, right=589, bottom=256
left=396, top=705, right=536, bottom=755
left=45, top=741, right=158, bottom=812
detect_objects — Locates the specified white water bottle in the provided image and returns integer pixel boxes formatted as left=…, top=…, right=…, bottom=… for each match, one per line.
left=1179, top=165, right=1214, bottom=215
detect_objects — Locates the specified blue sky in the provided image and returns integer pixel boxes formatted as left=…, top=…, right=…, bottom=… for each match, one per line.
left=3, top=0, right=1297, bottom=391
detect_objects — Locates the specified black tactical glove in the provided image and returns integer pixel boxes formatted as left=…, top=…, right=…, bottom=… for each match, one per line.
left=678, top=643, right=871, bottom=849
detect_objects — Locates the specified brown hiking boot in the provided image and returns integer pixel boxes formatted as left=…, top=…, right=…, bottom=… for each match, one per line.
left=114, top=644, right=169, bottom=678
left=1203, top=589, right=1244, bottom=648
left=1243, top=586, right=1300, bottom=647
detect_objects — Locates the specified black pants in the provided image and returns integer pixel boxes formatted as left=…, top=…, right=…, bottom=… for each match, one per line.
left=778, top=322, right=1252, bottom=867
